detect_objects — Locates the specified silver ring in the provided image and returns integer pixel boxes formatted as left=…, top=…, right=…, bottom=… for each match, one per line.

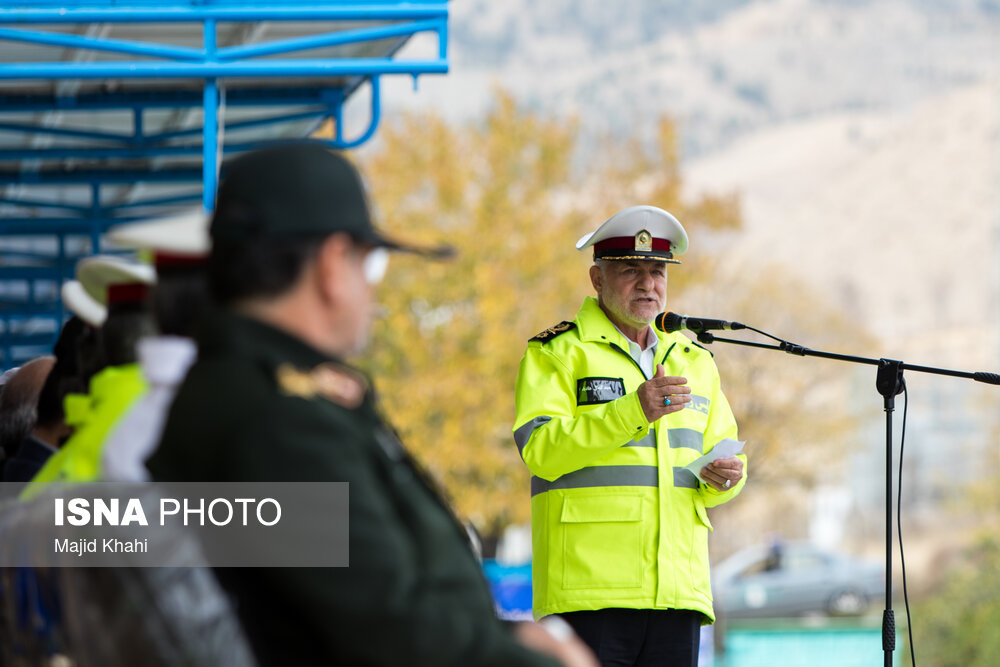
left=663, top=397, right=671, bottom=406
left=724, top=479, right=732, bottom=489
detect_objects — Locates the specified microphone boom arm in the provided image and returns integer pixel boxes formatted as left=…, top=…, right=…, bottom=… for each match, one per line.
left=696, top=331, right=1000, bottom=385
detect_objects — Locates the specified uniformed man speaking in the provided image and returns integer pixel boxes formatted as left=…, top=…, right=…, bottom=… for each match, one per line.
left=513, top=206, right=748, bottom=666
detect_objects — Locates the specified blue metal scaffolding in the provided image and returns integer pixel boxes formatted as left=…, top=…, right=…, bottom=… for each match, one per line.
left=0, top=0, right=449, bottom=367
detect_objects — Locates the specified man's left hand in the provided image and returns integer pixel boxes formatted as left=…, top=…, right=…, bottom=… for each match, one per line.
left=700, top=456, right=743, bottom=492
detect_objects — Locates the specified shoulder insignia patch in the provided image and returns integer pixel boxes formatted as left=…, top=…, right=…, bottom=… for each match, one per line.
left=276, top=362, right=367, bottom=409
left=530, top=321, right=576, bottom=343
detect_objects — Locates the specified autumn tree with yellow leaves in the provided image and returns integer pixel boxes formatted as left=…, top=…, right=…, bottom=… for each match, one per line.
left=357, top=91, right=865, bottom=545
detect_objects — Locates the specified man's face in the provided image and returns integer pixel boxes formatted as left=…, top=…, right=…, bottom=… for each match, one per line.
left=313, top=235, right=380, bottom=358
left=342, top=244, right=380, bottom=356
left=590, top=260, right=667, bottom=330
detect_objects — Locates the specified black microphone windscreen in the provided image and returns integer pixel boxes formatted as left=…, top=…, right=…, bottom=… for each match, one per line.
left=657, top=312, right=683, bottom=333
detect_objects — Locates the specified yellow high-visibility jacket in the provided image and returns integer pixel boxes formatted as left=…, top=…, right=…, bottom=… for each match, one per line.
left=23, top=364, right=146, bottom=498
left=513, top=297, right=747, bottom=622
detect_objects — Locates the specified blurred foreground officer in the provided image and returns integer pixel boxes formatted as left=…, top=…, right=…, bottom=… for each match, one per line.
left=147, top=143, right=596, bottom=667
left=513, top=206, right=748, bottom=667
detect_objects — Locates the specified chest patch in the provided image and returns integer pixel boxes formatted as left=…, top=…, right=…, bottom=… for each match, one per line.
left=689, top=394, right=711, bottom=414
left=577, top=377, right=626, bottom=405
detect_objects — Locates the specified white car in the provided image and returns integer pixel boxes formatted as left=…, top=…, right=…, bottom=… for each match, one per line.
left=713, top=541, right=884, bottom=618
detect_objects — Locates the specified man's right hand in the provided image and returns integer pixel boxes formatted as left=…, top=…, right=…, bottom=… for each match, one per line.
left=637, top=364, right=691, bottom=422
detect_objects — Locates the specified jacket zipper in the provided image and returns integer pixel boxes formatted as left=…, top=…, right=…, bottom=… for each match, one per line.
left=608, top=341, right=677, bottom=380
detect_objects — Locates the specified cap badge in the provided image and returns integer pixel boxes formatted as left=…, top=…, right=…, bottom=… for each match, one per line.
left=635, top=230, right=652, bottom=252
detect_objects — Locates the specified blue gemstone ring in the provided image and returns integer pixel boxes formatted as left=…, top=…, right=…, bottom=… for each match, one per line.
left=663, top=397, right=672, bottom=406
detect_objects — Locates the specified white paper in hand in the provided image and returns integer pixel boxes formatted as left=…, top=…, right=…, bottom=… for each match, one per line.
left=682, top=439, right=745, bottom=479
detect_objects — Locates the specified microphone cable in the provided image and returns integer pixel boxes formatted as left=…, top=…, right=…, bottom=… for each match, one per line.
left=899, top=381, right=916, bottom=666
left=727, top=320, right=918, bottom=664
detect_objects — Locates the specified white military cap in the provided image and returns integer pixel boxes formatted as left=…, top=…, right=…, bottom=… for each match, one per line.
left=61, top=280, right=108, bottom=327
left=576, top=205, right=688, bottom=264
left=106, top=208, right=210, bottom=257
left=76, top=255, right=156, bottom=307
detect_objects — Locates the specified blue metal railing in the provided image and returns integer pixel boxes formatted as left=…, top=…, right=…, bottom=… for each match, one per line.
left=0, top=1, right=450, bottom=368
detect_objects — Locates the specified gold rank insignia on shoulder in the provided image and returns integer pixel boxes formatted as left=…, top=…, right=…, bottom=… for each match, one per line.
left=529, top=320, right=577, bottom=343
left=276, top=362, right=366, bottom=409
left=635, top=229, right=652, bottom=252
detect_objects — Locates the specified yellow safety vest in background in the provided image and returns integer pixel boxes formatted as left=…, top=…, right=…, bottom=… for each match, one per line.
left=513, top=296, right=747, bottom=622
left=23, top=364, right=146, bottom=498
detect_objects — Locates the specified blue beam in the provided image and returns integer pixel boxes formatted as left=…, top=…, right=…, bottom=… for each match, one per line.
left=203, top=18, right=219, bottom=213
left=0, top=26, right=202, bottom=61
left=0, top=58, right=448, bottom=80
left=0, top=249, right=86, bottom=263
left=0, top=5, right=449, bottom=24
left=143, top=109, right=325, bottom=144
left=107, top=193, right=203, bottom=211
left=216, top=18, right=441, bottom=61
left=0, top=87, right=352, bottom=112
left=0, top=220, right=140, bottom=234
left=0, top=303, right=64, bottom=316
left=329, top=75, right=381, bottom=150
left=0, top=144, right=255, bottom=161
left=0, top=137, right=369, bottom=160
left=0, top=121, right=134, bottom=145
left=0, top=168, right=203, bottom=185
left=0, top=267, right=69, bottom=280
left=0, top=196, right=91, bottom=214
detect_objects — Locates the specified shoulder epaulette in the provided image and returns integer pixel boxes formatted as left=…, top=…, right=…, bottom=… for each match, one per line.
left=530, top=321, right=576, bottom=343
left=275, top=361, right=368, bottom=408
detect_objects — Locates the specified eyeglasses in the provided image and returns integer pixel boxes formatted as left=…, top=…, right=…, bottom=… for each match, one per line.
left=362, top=248, right=389, bottom=285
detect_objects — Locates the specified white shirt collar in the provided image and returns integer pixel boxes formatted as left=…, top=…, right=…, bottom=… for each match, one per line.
left=612, top=324, right=659, bottom=378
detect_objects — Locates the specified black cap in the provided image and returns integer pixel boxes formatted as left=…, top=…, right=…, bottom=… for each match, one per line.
left=212, top=142, right=451, bottom=257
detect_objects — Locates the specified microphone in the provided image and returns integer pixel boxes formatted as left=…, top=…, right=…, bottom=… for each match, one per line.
left=655, top=312, right=746, bottom=333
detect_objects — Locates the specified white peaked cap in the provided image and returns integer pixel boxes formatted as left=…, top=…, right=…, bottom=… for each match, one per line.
left=61, top=280, right=108, bottom=327
left=576, top=205, right=688, bottom=263
left=76, top=255, right=156, bottom=306
left=106, top=208, right=210, bottom=256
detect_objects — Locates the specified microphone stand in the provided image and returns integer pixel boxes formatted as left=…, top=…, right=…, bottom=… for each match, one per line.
left=693, top=329, right=1000, bottom=667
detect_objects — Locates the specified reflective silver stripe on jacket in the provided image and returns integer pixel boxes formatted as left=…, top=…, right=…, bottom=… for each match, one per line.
left=673, top=467, right=700, bottom=489
left=624, top=428, right=656, bottom=448
left=668, top=428, right=703, bottom=452
left=531, top=465, right=658, bottom=497
left=514, top=416, right=552, bottom=455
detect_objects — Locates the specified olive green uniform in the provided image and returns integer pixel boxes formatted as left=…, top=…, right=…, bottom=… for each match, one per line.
left=148, top=312, right=557, bottom=666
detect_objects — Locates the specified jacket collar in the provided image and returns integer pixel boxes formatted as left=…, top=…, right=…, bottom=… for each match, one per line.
left=574, top=296, right=690, bottom=366
left=87, top=363, right=142, bottom=399
left=576, top=296, right=627, bottom=345
left=198, top=310, right=371, bottom=388
left=575, top=296, right=663, bottom=347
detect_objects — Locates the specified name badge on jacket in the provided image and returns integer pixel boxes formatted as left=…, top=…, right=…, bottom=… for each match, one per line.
left=577, top=377, right=626, bottom=405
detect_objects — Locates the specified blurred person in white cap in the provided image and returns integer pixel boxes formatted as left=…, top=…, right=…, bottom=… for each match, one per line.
left=22, top=255, right=155, bottom=495
left=57, top=281, right=115, bottom=439
left=513, top=205, right=748, bottom=667
left=99, top=208, right=212, bottom=482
